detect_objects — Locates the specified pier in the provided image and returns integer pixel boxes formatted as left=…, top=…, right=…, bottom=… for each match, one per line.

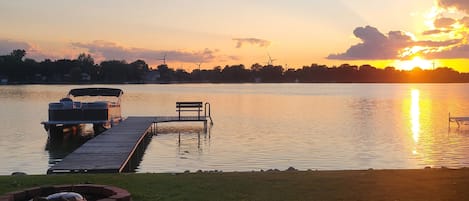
left=47, top=102, right=213, bottom=174
left=449, top=112, right=469, bottom=128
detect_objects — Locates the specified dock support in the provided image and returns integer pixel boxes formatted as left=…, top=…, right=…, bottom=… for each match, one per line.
left=204, top=121, right=208, bottom=133
left=449, top=112, right=451, bottom=130
left=178, top=132, right=181, bottom=145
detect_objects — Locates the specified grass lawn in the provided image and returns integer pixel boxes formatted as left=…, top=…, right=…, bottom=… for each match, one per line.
left=2, top=169, right=469, bottom=201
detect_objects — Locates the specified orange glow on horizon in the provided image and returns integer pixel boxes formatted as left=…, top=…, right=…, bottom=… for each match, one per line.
left=395, top=57, right=435, bottom=71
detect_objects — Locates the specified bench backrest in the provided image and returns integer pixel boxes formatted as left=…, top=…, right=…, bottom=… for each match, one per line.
left=176, top=102, right=203, bottom=108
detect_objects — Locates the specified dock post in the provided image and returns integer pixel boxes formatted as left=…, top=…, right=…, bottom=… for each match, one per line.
left=204, top=121, right=208, bottom=133
left=197, top=132, right=201, bottom=149
left=449, top=112, right=450, bottom=130
left=178, top=132, right=181, bottom=145
left=154, top=123, right=158, bottom=136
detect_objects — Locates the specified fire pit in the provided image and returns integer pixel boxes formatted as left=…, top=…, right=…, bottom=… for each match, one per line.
left=0, top=184, right=131, bottom=201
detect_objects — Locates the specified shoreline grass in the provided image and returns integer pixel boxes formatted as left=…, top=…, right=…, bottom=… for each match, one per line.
left=2, top=168, right=469, bottom=201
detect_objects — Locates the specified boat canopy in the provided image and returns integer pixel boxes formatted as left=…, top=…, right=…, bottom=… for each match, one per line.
left=67, top=88, right=123, bottom=97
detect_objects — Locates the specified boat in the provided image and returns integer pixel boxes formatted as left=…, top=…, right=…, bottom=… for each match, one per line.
left=42, top=88, right=123, bottom=138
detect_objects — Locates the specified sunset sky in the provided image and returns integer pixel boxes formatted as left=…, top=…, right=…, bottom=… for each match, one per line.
left=1, top=0, right=469, bottom=71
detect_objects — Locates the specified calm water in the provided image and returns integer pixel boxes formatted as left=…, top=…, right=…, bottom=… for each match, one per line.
left=1, top=84, right=469, bottom=175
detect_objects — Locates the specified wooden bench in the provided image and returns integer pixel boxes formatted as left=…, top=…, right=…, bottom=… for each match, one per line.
left=176, top=102, right=203, bottom=120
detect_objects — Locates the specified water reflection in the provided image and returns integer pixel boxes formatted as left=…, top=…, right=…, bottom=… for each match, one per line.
left=156, top=125, right=210, bottom=155
left=137, top=125, right=211, bottom=172
left=411, top=89, right=420, bottom=145
left=45, top=125, right=95, bottom=166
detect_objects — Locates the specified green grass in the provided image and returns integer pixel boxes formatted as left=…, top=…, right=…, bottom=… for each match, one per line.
left=2, top=169, right=469, bottom=201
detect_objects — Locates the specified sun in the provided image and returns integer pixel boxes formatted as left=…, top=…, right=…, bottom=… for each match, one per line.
left=396, top=56, right=434, bottom=71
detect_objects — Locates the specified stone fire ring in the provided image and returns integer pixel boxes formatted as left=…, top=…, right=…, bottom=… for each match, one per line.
left=0, top=184, right=131, bottom=201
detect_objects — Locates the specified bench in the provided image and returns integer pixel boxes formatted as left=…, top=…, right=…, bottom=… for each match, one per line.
left=176, top=102, right=203, bottom=120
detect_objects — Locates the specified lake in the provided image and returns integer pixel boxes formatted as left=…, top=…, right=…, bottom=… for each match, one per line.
left=1, top=83, right=469, bottom=175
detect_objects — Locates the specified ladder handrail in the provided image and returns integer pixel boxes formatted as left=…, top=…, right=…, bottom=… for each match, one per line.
left=204, top=102, right=213, bottom=125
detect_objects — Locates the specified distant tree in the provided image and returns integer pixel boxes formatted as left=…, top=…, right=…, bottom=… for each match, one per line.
left=77, top=53, right=94, bottom=66
left=69, top=67, right=82, bottom=82
left=174, top=69, right=190, bottom=82
left=284, top=68, right=299, bottom=82
left=76, top=53, right=96, bottom=81
left=259, top=65, right=284, bottom=82
left=2, top=48, right=469, bottom=83
left=129, top=60, right=149, bottom=81
left=221, top=64, right=250, bottom=82
left=156, top=64, right=174, bottom=82
left=10, top=49, right=26, bottom=61
left=100, top=60, right=128, bottom=82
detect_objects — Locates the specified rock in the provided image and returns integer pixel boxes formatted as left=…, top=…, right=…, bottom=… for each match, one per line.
left=184, top=170, right=190, bottom=174
left=11, top=172, right=26, bottom=176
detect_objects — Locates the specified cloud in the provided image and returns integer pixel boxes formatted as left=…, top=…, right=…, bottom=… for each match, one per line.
left=434, top=17, right=457, bottom=28
left=422, top=29, right=452, bottom=35
left=232, top=38, right=271, bottom=48
left=0, top=39, right=31, bottom=55
left=327, top=26, right=413, bottom=60
left=71, top=40, right=219, bottom=63
left=425, top=44, right=469, bottom=59
left=460, top=16, right=469, bottom=26
left=327, top=26, right=464, bottom=60
left=0, top=39, right=59, bottom=61
left=415, top=39, right=461, bottom=47
left=438, top=0, right=469, bottom=13
left=329, top=1, right=469, bottom=62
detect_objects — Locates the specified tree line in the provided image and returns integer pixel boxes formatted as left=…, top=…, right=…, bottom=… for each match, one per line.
left=0, top=49, right=468, bottom=84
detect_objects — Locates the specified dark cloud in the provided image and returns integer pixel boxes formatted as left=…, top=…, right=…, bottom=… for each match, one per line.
left=327, top=26, right=413, bottom=60
left=460, top=16, right=469, bottom=26
left=422, top=29, right=452, bottom=35
left=0, top=39, right=57, bottom=61
left=439, top=0, right=469, bottom=13
left=71, top=40, right=218, bottom=63
left=232, top=38, right=270, bottom=48
left=415, top=39, right=462, bottom=47
left=0, top=39, right=31, bottom=55
left=434, top=17, right=457, bottom=28
left=425, top=44, right=469, bottom=59
left=327, top=26, right=464, bottom=60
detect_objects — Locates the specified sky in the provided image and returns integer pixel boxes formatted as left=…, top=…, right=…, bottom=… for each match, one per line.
left=1, top=0, right=469, bottom=71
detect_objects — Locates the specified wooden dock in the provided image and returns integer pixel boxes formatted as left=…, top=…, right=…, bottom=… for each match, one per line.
left=449, top=113, right=469, bottom=128
left=47, top=115, right=212, bottom=174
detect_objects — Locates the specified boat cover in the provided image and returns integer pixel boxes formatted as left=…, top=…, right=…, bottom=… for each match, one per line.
left=68, top=88, right=123, bottom=97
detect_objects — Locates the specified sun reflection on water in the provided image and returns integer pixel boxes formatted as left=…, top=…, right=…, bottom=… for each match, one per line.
left=411, top=89, right=420, bottom=154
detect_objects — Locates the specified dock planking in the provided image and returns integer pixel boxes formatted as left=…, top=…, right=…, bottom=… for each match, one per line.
left=47, top=115, right=211, bottom=174
left=47, top=117, right=155, bottom=174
